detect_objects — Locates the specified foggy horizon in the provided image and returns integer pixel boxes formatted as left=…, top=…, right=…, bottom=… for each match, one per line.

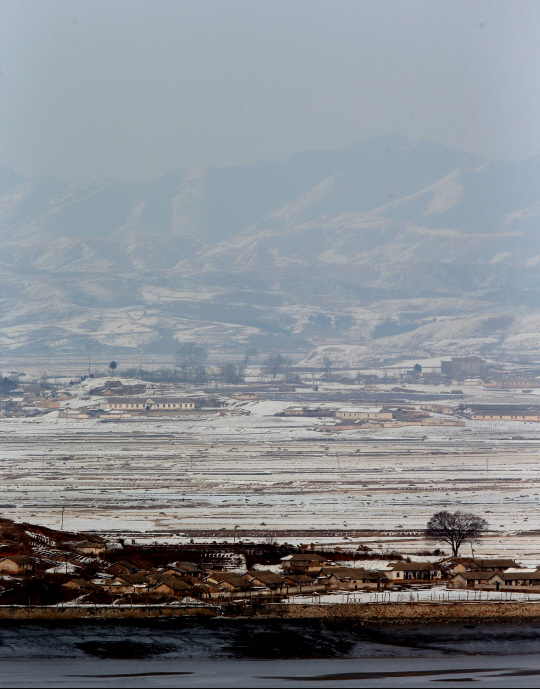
left=2, top=0, right=540, bottom=182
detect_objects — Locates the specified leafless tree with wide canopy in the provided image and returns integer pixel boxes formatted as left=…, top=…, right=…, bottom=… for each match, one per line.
left=426, top=510, right=488, bottom=557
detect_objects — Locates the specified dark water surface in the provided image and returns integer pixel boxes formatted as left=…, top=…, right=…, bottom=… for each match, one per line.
left=2, top=620, right=540, bottom=686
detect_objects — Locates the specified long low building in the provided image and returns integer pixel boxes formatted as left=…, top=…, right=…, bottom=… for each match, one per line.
left=336, top=407, right=393, bottom=421
left=468, top=406, right=540, bottom=421
left=105, top=397, right=198, bottom=411
left=486, top=380, right=540, bottom=389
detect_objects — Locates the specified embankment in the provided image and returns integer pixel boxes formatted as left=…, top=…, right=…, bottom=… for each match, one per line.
left=2, top=602, right=540, bottom=624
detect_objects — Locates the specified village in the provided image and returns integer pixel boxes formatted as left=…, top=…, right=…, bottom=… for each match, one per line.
left=2, top=515, right=540, bottom=612
left=4, top=356, right=540, bottom=429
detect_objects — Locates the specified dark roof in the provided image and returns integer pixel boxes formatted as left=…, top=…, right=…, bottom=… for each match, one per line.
left=206, top=572, right=245, bottom=587
left=117, top=574, right=150, bottom=584
left=2, top=555, right=34, bottom=565
left=284, top=574, right=317, bottom=584
left=154, top=576, right=191, bottom=590
left=502, top=571, right=540, bottom=581
left=174, top=562, right=201, bottom=573
left=471, top=559, right=519, bottom=569
left=112, top=560, right=138, bottom=571
left=327, top=567, right=382, bottom=579
left=287, top=554, right=327, bottom=562
left=390, top=562, right=437, bottom=571
left=247, top=570, right=284, bottom=585
left=453, top=571, right=502, bottom=580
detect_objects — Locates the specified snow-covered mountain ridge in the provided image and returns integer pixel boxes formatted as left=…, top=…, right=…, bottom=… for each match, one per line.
left=2, top=133, right=540, bottom=358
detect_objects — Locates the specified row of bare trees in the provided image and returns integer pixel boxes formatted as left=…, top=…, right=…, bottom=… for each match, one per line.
left=173, top=343, right=293, bottom=383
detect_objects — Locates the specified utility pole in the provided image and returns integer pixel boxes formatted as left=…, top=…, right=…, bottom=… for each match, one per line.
left=61, top=506, right=64, bottom=531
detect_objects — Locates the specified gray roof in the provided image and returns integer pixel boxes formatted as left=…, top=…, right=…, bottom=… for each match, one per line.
left=502, top=571, right=540, bottom=581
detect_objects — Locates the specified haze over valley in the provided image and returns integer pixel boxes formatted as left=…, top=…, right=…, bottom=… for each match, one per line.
left=2, top=133, right=540, bottom=362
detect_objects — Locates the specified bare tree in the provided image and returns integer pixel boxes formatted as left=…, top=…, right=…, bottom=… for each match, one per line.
left=243, top=347, right=258, bottom=367
left=322, top=354, right=333, bottom=376
left=426, top=511, right=488, bottom=557
left=219, top=362, right=240, bottom=385
left=175, top=342, right=207, bottom=369
left=264, top=353, right=292, bottom=380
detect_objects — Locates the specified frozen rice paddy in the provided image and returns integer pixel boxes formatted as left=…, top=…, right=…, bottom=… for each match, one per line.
left=1, top=396, right=540, bottom=561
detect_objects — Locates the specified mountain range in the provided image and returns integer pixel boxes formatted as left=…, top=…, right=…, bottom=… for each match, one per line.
left=2, top=132, right=540, bottom=363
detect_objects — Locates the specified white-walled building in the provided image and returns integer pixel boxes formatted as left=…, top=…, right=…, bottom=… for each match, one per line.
left=105, top=397, right=197, bottom=411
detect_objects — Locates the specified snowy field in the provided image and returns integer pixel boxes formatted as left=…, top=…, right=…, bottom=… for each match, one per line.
left=1, top=378, right=540, bottom=563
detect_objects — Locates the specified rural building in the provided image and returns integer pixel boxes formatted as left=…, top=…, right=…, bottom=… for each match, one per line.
left=282, top=574, right=325, bottom=594
left=441, top=357, right=487, bottom=378
left=33, top=400, right=60, bottom=409
left=242, top=570, right=285, bottom=590
left=486, top=379, right=540, bottom=389
left=335, top=407, right=393, bottom=421
left=448, top=571, right=505, bottom=590
left=108, top=561, right=139, bottom=576
left=386, top=562, right=441, bottom=581
left=63, top=578, right=94, bottom=591
left=74, top=541, right=107, bottom=556
left=204, top=572, right=245, bottom=591
left=105, top=397, right=197, bottom=411
left=467, top=406, right=540, bottom=421
left=451, top=558, right=519, bottom=574
left=502, top=570, right=540, bottom=587
left=281, top=553, right=332, bottom=573
left=0, top=555, right=35, bottom=574
left=100, top=574, right=151, bottom=594
left=281, top=406, right=335, bottom=417
left=167, top=562, right=203, bottom=578
left=319, top=567, right=389, bottom=590
left=152, top=576, right=192, bottom=596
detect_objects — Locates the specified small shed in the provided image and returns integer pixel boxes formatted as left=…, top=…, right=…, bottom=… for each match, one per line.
left=0, top=555, right=35, bottom=574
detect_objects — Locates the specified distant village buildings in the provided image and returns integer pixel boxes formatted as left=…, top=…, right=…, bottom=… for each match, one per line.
left=335, top=407, right=393, bottom=421
left=441, top=357, right=487, bottom=378
left=465, top=405, right=540, bottom=422
left=105, top=397, right=197, bottom=411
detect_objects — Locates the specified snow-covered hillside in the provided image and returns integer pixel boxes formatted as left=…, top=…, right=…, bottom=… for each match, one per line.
left=1, top=134, right=540, bottom=357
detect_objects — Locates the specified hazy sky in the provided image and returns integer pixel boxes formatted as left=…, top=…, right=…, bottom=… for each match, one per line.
left=1, top=0, right=540, bottom=182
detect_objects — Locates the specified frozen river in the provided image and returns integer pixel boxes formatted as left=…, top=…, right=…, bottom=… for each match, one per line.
left=3, top=620, right=540, bottom=687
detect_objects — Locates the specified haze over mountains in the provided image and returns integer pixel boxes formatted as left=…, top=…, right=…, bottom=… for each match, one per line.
left=2, top=133, right=540, bottom=362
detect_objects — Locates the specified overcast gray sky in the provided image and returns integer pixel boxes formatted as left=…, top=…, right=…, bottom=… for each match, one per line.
left=1, top=0, right=540, bottom=182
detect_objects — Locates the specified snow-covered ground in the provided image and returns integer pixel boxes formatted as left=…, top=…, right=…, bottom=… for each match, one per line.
left=285, top=585, right=540, bottom=605
left=1, top=380, right=540, bottom=562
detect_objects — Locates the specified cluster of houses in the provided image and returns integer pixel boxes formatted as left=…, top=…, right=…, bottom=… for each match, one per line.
left=0, top=549, right=447, bottom=604
left=446, top=558, right=540, bottom=592
left=4, top=544, right=540, bottom=603
left=0, top=385, right=72, bottom=418
left=280, top=404, right=464, bottom=429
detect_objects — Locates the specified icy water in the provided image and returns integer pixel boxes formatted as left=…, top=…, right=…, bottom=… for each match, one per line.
left=3, top=620, right=540, bottom=687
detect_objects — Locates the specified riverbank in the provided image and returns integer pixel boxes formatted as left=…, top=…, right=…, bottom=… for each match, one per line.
left=3, top=601, right=540, bottom=624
